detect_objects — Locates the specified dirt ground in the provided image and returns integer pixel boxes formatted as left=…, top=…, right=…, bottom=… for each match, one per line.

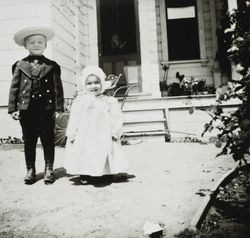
left=0, top=142, right=236, bottom=238
left=175, top=167, right=250, bottom=238
left=199, top=167, right=250, bottom=238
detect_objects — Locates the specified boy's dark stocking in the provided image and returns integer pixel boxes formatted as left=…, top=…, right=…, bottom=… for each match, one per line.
left=39, top=110, right=55, bottom=184
left=23, top=140, right=37, bottom=184
left=20, top=110, right=38, bottom=184
left=43, top=144, right=55, bottom=184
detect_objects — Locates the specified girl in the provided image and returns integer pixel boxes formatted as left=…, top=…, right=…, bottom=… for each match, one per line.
left=64, top=65, right=128, bottom=184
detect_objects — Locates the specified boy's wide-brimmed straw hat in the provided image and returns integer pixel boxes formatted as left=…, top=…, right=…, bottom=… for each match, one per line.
left=14, top=27, right=55, bottom=46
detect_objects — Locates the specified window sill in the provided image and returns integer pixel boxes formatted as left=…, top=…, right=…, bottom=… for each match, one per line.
left=161, top=59, right=209, bottom=67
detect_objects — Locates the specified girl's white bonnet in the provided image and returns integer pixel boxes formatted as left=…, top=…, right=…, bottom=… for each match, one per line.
left=81, top=65, right=106, bottom=92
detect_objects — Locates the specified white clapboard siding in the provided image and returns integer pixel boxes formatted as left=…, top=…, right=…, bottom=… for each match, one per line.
left=0, top=17, right=50, bottom=36
left=52, top=20, right=75, bottom=47
left=0, top=65, right=11, bottom=80
left=0, top=49, right=28, bottom=66
left=53, top=36, right=76, bottom=60
left=78, top=31, right=89, bottom=44
left=0, top=2, right=44, bottom=20
left=0, top=0, right=38, bottom=6
left=62, top=80, right=77, bottom=99
left=51, top=0, right=77, bottom=98
left=0, top=35, right=20, bottom=50
left=54, top=49, right=75, bottom=69
left=79, top=43, right=90, bottom=57
left=60, top=66, right=76, bottom=83
left=50, top=0, right=99, bottom=97
left=51, top=4, right=75, bottom=34
left=0, top=81, right=11, bottom=106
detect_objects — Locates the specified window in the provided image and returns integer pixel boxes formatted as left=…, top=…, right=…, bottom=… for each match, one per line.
left=165, top=0, right=200, bottom=60
left=99, top=0, right=137, bottom=56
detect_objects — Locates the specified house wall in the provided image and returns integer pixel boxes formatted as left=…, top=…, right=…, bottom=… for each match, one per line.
left=0, top=0, right=99, bottom=104
left=0, top=0, right=52, bottom=137
left=0, top=0, right=51, bottom=106
left=51, top=0, right=99, bottom=97
left=0, top=0, right=99, bottom=137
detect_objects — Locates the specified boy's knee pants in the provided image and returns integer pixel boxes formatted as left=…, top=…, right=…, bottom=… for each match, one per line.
left=20, top=106, right=55, bottom=167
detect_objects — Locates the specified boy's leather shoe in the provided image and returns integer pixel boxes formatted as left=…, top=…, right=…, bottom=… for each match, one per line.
left=24, top=168, right=36, bottom=184
left=44, top=167, right=55, bottom=184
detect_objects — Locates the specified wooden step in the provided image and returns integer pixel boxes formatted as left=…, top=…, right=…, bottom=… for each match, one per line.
left=124, top=130, right=171, bottom=142
left=121, top=106, right=170, bottom=142
left=122, top=108, right=164, bottom=112
left=123, top=122, right=166, bottom=132
left=124, top=119, right=166, bottom=124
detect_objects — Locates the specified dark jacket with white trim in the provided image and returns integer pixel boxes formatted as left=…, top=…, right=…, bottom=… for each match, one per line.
left=8, top=56, right=64, bottom=113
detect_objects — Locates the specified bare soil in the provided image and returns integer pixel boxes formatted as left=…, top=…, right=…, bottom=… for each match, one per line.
left=0, top=142, right=238, bottom=238
left=175, top=165, right=250, bottom=238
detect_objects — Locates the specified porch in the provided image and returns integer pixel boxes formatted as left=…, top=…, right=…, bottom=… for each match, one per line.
left=0, top=94, right=240, bottom=143
left=120, top=94, right=240, bottom=142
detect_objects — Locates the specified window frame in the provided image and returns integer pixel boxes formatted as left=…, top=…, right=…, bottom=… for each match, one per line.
left=159, top=0, right=207, bottom=62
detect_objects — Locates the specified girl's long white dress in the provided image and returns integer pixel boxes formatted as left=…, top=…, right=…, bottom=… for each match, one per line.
left=64, top=93, right=128, bottom=176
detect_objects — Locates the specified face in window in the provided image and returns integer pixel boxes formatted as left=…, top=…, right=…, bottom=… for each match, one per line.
left=24, top=34, right=46, bottom=56
left=85, top=75, right=103, bottom=95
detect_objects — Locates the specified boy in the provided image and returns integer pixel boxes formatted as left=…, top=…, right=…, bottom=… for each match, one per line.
left=8, top=27, right=64, bottom=184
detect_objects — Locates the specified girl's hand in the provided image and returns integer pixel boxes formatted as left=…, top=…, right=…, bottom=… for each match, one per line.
left=11, top=111, right=20, bottom=120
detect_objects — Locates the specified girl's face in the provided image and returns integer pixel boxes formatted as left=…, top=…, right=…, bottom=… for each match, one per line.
left=25, top=35, right=46, bottom=56
left=85, top=75, right=102, bottom=95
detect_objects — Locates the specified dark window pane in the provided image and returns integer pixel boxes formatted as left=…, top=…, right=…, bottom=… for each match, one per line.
left=167, top=18, right=200, bottom=60
left=99, top=0, right=137, bottom=56
left=165, top=0, right=200, bottom=60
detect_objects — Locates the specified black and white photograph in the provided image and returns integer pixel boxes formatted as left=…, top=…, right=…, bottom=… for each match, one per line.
left=0, top=0, right=249, bottom=237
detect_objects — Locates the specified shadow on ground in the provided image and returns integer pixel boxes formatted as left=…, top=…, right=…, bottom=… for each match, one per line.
left=69, top=173, right=135, bottom=187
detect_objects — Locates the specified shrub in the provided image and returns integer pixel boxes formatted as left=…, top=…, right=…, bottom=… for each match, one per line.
left=203, top=2, right=250, bottom=165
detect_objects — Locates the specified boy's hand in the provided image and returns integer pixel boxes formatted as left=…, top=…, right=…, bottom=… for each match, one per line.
left=11, top=111, right=20, bottom=120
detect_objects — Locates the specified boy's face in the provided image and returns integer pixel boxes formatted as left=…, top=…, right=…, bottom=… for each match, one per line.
left=24, top=35, right=46, bottom=56
left=85, top=75, right=103, bottom=95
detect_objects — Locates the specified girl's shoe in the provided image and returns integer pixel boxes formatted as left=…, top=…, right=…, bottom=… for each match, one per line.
left=80, top=175, right=91, bottom=185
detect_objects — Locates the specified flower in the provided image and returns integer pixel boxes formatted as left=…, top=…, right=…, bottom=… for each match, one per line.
left=235, top=63, right=246, bottom=73
left=224, top=27, right=234, bottom=33
left=235, top=37, right=244, bottom=42
left=227, top=45, right=239, bottom=52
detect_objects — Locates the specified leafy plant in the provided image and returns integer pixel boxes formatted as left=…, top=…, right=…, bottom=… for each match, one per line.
left=0, top=136, right=23, bottom=144
left=160, top=70, right=211, bottom=96
left=202, top=2, right=250, bottom=165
